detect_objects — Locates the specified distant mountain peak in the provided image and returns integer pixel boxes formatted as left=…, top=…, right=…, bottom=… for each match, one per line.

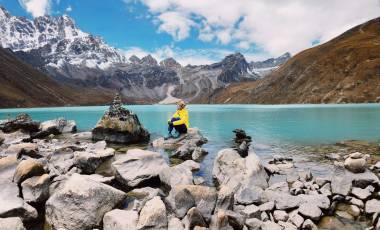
left=140, top=54, right=158, bottom=66
left=160, top=57, right=181, bottom=69
left=129, top=55, right=141, bottom=64
left=0, top=5, right=10, bottom=19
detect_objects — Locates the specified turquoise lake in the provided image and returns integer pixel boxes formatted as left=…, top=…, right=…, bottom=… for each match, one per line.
left=1, top=104, right=380, bottom=181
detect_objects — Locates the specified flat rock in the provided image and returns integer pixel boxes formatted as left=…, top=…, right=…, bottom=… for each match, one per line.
left=152, top=128, right=206, bottom=150
left=137, top=196, right=167, bottom=230
left=112, top=149, right=168, bottom=188
left=351, top=187, right=371, bottom=200
left=34, top=118, right=76, bottom=138
left=273, top=210, right=288, bottom=222
left=261, top=221, right=282, bottom=230
left=0, top=217, right=26, bottom=230
left=235, top=184, right=263, bottom=205
left=6, top=143, right=39, bottom=158
left=103, top=209, right=138, bottom=230
left=0, top=179, right=38, bottom=221
left=298, top=203, right=322, bottom=221
left=45, top=173, right=126, bottom=230
left=168, top=217, right=184, bottom=230
left=245, top=218, right=262, bottom=230
left=125, top=187, right=162, bottom=212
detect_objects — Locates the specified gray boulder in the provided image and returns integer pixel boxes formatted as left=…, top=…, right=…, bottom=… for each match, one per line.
left=103, top=209, right=138, bottom=230
left=159, top=160, right=199, bottom=188
left=168, top=217, right=184, bottom=230
left=21, top=174, right=50, bottom=203
left=235, top=184, right=263, bottom=205
left=212, top=148, right=268, bottom=191
left=344, top=155, right=366, bottom=173
left=33, top=118, right=76, bottom=138
left=125, top=187, right=163, bottom=212
left=45, top=173, right=126, bottom=230
left=112, top=149, right=168, bottom=188
left=215, top=186, right=234, bottom=211
left=137, top=196, right=167, bottom=230
left=365, top=199, right=380, bottom=214
left=183, top=207, right=207, bottom=230
left=298, top=203, right=322, bottom=221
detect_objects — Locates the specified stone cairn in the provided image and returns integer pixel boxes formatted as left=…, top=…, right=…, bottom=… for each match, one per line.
left=233, top=128, right=252, bottom=157
left=92, top=94, right=150, bottom=144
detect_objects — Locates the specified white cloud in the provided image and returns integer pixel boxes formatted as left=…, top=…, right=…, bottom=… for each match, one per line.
left=18, top=0, right=51, bottom=17
left=65, top=5, right=72, bottom=12
left=157, top=11, right=195, bottom=40
left=135, top=0, right=380, bottom=56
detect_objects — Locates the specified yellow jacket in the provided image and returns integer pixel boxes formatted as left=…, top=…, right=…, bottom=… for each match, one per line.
left=170, top=108, right=189, bottom=128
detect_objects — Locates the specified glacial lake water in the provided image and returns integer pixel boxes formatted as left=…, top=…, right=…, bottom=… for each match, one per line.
left=1, top=104, right=380, bottom=182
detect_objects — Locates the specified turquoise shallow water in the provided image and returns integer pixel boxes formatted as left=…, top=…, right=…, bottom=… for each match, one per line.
left=1, top=104, right=380, bottom=181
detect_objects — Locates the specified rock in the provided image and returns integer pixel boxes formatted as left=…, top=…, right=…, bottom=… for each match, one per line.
left=335, top=210, right=354, bottom=220
left=137, top=196, right=167, bottom=230
left=152, top=128, right=207, bottom=151
left=349, top=152, right=364, bottom=159
left=0, top=155, right=18, bottom=181
left=210, top=210, right=245, bottom=230
left=112, top=149, right=168, bottom=188
left=192, top=147, right=208, bottom=162
left=258, top=201, right=274, bottom=212
left=6, top=143, right=40, bottom=159
left=13, top=159, right=45, bottom=184
left=298, top=203, right=322, bottom=221
left=159, top=161, right=199, bottom=188
left=331, top=168, right=352, bottom=196
left=45, top=174, right=126, bottom=230
left=73, top=141, right=115, bottom=174
left=320, top=183, right=332, bottom=196
left=213, top=148, right=268, bottom=191
left=92, top=94, right=150, bottom=144
left=315, top=177, right=331, bottom=187
left=0, top=217, right=26, bottom=230
left=171, top=187, right=196, bottom=218
left=171, top=136, right=208, bottom=161
left=344, top=156, right=366, bottom=173
left=103, top=209, right=138, bottom=230
left=1, top=131, right=30, bottom=145
left=242, top=204, right=261, bottom=219
left=365, top=199, right=380, bottom=214
left=298, top=194, right=331, bottom=210
left=261, top=221, right=282, bottom=230
left=245, top=218, right=262, bottom=230
left=167, top=185, right=217, bottom=221
left=81, top=174, right=114, bottom=184
left=325, top=153, right=342, bottom=161
left=347, top=196, right=364, bottom=208
left=302, top=219, right=318, bottom=230
left=351, top=186, right=372, bottom=200
left=347, top=205, right=360, bottom=218
left=0, top=179, right=38, bottom=221
left=168, top=217, right=184, bottom=230
left=33, top=118, right=76, bottom=138
left=288, top=212, right=304, bottom=228
left=0, top=114, right=40, bottom=133
left=215, top=186, right=234, bottom=211
left=260, top=212, right=269, bottom=221
left=183, top=207, right=207, bottom=230
left=350, top=169, right=379, bottom=188
left=298, top=170, right=313, bottom=182
left=273, top=210, right=288, bottom=222
left=72, top=131, right=92, bottom=140
left=125, top=187, right=162, bottom=212
left=235, top=184, right=263, bottom=205
left=193, top=176, right=206, bottom=185
left=21, top=174, right=50, bottom=203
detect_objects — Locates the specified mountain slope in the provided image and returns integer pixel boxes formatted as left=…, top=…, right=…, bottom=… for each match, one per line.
left=210, top=17, right=380, bottom=104
left=0, top=47, right=114, bottom=108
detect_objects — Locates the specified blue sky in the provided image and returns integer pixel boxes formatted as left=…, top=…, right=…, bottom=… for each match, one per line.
left=1, top=0, right=379, bottom=64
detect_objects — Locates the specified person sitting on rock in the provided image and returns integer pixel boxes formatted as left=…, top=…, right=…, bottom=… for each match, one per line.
left=165, top=100, right=189, bottom=139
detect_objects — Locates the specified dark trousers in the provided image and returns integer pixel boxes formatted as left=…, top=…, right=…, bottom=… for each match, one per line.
left=168, top=117, right=187, bottom=134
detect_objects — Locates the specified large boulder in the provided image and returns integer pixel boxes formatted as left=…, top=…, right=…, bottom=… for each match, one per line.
left=103, top=209, right=138, bottom=230
left=0, top=114, right=40, bottom=133
left=167, top=184, right=217, bottom=220
left=213, top=148, right=269, bottom=191
left=137, top=196, right=167, bottom=230
left=92, top=94, right=150, bottom=144
left=0, top=179, right=38, bottom=221
left=152, top=128, right=207, bottom=151
left=73, top=141, right=115, bottom=174
left=45, top=173, right=126, bottom=230
left=124, top=187, right=163, bottom=212
left=112, top=149, right=168, bottom=188
left=344, top=153, right=366, bottom=173
left=159, top=160, right=199, bottom=188
left=5, top=143, right=40, bottom=159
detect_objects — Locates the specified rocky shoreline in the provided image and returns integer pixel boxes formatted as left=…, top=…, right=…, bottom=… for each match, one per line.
left=1, top=110, right=380, bottom=230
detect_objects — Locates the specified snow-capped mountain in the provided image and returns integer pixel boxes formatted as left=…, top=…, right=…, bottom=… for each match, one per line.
left=0, top=5, right=286, bottom=104
left=0, top=6, right=126, bottom=70
left=250, top=52, right=291, bottom=77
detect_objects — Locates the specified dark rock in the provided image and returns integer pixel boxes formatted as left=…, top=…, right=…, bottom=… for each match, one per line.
left=0, top=114, right=40, bottom=133
left=183, top=207, right=207, bottom=230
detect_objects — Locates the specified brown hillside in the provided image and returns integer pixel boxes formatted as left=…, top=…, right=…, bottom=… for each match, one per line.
left=0, top=47, right=115, bottom=108
left=210, top=17, right=380, bottom=104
